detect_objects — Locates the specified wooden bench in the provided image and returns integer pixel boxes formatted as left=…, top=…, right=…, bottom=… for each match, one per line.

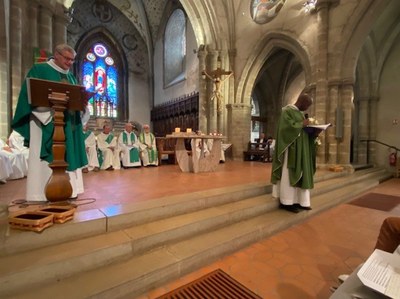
left=243, top=142, right=272, bottom=162
left=156, top=137, right=177, bottom=165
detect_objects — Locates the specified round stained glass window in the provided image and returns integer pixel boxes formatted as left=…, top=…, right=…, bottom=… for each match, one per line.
left=86, top=53, right=96, bottom=62
left=94, top=44, right=108, bottom=57
left=105, top=57, right=114, bottom=66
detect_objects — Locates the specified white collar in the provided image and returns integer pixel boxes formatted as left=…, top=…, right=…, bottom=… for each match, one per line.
left=47, top=59, right=69, bottom=74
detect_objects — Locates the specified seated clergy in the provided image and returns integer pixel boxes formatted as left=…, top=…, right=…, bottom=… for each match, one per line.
left=8, top=130, right=29, bottom=161
left=0, top=138, right=27, bottom=179
left=139, top=124, right=158, bottom=167
left=82, top=124, right=100, bottom=172
left=0, top=152, right=13, bottom=183
left=118, top=122, right=141, bottom=168
left=97, top=123, right=120, bottom=171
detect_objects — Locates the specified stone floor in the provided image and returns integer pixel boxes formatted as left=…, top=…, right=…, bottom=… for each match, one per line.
left=137, top=179, right=400, bottom=299
left=1, top=161, right=399, bottom=298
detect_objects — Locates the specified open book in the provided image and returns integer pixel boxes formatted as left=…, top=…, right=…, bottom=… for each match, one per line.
left=307, top=123, right=332, bottom=130
left=357, top=249, right=400, bottom=298
left=304, top=123, right=331, bottom=134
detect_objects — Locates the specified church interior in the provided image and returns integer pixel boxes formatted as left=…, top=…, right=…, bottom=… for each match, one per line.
left=0, top=0, right=400, bottom=298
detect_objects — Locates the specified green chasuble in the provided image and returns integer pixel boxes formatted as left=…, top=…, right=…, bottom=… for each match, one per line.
left=270, top=105, right=317, bottom=189
left=139, top=133, right=158, bottom=163
left=122, top=132, right=140, bottom=162
left=11, top=62, right=88, bottom=171
left=83, top=130, right=92, bottom=140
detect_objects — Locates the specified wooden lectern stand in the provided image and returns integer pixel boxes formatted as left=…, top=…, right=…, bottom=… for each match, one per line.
left=28, top=78, right=87, bottom=202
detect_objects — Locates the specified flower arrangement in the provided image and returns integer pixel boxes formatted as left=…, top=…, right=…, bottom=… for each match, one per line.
left=308, top=116, right=319, bottom=125
left=305, top=116, right=322, bottom=148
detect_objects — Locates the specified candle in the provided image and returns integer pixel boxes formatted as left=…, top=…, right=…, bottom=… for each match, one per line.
left=174, top=127, right=181, bottom=133
left=186, top=128, right=192, bottom=133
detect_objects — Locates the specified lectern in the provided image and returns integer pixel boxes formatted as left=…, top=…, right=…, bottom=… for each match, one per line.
left=28, top=78, right=87, bottom=202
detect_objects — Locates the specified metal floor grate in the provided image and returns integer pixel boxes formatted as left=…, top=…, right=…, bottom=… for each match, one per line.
left=155, top=269, right=262, bottom=299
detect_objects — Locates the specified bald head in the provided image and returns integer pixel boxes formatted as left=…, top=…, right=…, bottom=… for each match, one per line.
left=294, top=94, right=313, bottom=111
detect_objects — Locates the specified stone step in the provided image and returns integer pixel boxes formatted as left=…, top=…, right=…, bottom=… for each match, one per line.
left=311, top=167, right=389, bottom=196
left=1, top=182, right=270, bottom=256
left=4, top=172, right=387, bottom=299
left=0, top=195, right=274, bottom=296
left=0, top=168, right=389, bottom=296
left=2, top=167, right=377, bottom=258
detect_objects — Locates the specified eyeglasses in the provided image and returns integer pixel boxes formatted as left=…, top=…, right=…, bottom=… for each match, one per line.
left=57, top=51, right=75, bottom=63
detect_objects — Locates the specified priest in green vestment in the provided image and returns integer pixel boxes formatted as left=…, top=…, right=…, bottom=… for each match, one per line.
left=139, top=124, right=158, bottom=167
left=270, top=93, right=319, bottom=213
left=11, top=44, right=89, bottom=201
left=118, top=122, right=141, bottom=168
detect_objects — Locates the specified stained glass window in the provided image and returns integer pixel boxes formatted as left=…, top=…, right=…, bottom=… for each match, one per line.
left=164, top=9, right=186, bottom=86
left=81, top=43, right=118, bottom=118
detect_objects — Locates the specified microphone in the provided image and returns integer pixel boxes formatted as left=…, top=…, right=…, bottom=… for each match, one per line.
left=304, top=113, right=309, bottom=119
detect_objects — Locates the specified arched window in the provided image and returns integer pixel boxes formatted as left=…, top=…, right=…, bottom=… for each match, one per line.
left=81, top=43, right=118, bottom=118
left=164, top=9, right=186, bottom=87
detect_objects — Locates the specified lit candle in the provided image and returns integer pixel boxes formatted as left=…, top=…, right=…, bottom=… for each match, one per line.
left=175, top=127, right=181, bottom=133
left=186, top=128, right=192, bottom=133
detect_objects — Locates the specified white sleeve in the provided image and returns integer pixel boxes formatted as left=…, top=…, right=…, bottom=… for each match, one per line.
left=80, top=107, right=90, bottom=126
left=32, top=107, right=53, bottom=126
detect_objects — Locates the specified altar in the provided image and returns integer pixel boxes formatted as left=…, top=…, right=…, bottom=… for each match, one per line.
left=165, top=133, right=225, bottom=173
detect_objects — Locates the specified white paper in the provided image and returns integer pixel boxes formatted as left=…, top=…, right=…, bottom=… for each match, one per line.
left=357, top=249, right=400, bottom=298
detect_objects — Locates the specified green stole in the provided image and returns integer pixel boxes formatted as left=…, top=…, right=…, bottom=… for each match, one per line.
left=11, top=62, right=87, bottom=171
left=83, top=130, right=92, bottom=140
left=122, top=132, right=139, bottom=162
left=97, top=133, right=114, bottom=166
left=271, top=105, right=316, bottom=189
left=139, top=133, right=157, bottom=163
left=105, top=133, right=114, bottom=144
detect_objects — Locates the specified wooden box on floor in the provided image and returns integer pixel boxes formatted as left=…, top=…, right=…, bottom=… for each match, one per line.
left=37, top=205, right=76, bottom=224
left=8, top=212, right=54, bottom=233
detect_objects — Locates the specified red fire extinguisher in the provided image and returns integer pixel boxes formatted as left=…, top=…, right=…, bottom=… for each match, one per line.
left=389, top=152, right=397, bottom=166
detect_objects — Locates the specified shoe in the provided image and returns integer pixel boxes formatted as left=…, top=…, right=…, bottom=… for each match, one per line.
left=106, top=166, right=114, bottom=171
left=299, top=205, right=312, bottom=210
left=82, top=168, right=89, bottom=173
left=279, top=203, right=300, bottom=213
left=93, top=167, right=100, bottom=172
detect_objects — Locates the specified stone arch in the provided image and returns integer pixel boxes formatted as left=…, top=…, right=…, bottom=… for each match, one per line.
left=337, top=0, right=395, bottom=81
left=179, top=0, right=229, bottom=50
left=236, top=32, right=312, bottom=106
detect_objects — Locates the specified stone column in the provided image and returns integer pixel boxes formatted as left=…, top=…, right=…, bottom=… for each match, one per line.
left=338, top=83, right=354, bottom=166
left=10, top=0, right=22, bottom=113
left=53, top=2, right=69, bottom=46
left=0, top=0, right=11, bottom=139
left=227, top=103, right=252, bottom=160
left=207, top=50, right=218, bottom=133
left=29, top=1, right=39, bottom=49
left=217, top=50, right=227, bottom=134
left=315, top=0, right=330, bottom=163
left=354, top=96, right=371, bottom=164
left=197, top=46, right=208, bottom=133
left=39, top=4, right=53, bottom=52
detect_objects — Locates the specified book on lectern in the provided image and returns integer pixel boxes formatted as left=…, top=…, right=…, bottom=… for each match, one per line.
left=27, top=78, right=88, bottom=111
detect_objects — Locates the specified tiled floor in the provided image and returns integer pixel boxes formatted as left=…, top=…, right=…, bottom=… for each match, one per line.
left=138, top=178, right=400, bottom=299
left=1, top=161, right=399, bottom=298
